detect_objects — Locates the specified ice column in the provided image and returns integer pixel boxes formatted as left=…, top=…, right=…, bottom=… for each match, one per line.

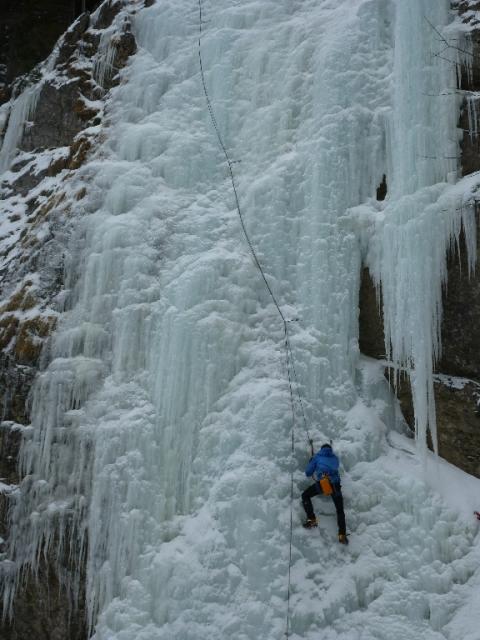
left=0, top=86, right=39, bottom=172
left=94, top=30, right=118, bottom=89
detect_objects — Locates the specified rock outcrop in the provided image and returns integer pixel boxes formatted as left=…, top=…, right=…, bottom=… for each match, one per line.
left=0, top=1, right=102, bottom=105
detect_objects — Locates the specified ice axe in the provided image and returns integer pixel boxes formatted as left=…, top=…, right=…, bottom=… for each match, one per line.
left=309, top=439, right=314, bottom=458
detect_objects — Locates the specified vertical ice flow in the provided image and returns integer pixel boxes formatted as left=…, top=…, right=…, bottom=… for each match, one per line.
left=94, top=30, right=119, bottom=89
left=359, top=0, right=476, bottom=452
left=0, top=86, right=39, bottom=172
left=1, top=1, right=478, bottom=639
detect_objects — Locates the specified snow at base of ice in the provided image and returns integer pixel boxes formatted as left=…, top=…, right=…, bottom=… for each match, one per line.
left=433, top=372, right=480, bottom=391
left=1, top=1, right=480, bottom=639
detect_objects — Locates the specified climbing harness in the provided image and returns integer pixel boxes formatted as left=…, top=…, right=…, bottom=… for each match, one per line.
left=196, top=2, right=312, bottom=637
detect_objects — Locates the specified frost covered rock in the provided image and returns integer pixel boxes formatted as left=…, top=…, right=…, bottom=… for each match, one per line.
left=0, top=1, right=101, bottom=106
left=20, top=81, right=92, bottom=151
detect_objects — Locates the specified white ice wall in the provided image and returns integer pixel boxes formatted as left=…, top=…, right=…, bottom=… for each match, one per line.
left=2, top=1, right=478, bottom=639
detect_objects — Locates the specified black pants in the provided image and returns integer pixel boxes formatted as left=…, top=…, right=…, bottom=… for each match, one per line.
left=301, top=482, right=346, bottom=536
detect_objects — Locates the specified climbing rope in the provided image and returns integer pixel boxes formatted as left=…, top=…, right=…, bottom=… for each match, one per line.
left=196, top=2, right=313, bottom=637
left=196, top=0, right=310, bottom=439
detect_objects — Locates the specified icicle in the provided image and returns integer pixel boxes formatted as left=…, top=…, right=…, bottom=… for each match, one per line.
left=361, top=1, right=480, bottom=455
left=0, top=86, right=39, bottom=173
left=466, top=93, right=479, bottom=142
left=456, top=30, right=475, bottom=89
left=94, top=32, right=117, bottom=89
left=366, top=187, right=476, bottom=453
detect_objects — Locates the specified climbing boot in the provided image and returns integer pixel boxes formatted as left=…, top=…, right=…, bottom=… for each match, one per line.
left=338, top=533, right=349, bottom=545
left=302, top=517, right=318, bottom=529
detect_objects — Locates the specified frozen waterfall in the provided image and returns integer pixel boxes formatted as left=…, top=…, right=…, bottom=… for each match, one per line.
left=2, top=1, right=480, bottom=639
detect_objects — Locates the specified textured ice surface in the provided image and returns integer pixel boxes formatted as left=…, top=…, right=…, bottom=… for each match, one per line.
left=0, top=86, right=39, bottom=173
left=2, top=1, right=480, bottom=639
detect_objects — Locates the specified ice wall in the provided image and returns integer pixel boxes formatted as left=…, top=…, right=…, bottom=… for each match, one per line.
left=1, top=1, right=478, bottom=639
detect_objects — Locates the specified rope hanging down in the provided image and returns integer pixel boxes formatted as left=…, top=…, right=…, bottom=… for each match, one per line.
left=196, top=2, right=312, bottom=637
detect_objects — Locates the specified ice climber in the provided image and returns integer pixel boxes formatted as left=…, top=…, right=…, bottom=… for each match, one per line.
left=301, top=443, right=348, bottom=544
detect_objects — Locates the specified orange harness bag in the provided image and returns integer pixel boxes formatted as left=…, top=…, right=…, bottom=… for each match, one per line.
left=319, top=474, right=333, bottom=496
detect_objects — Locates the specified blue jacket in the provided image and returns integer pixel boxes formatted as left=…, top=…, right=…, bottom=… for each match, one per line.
left=305, top=446, right=341, bottom=485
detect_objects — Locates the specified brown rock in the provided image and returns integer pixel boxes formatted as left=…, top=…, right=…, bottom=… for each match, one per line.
left=112, top=29, right=137, bottom=74
left=14, top=316, right=57, bottom=366
left=55, top=12, right=91, bottom=67
left=386, top=371, right=480, bottom=478
left=75, top=186, right=87, bottom=200
left=440, top=216, right=480, bottom=379
left=0, top=285, right=37, bottom=313
left=0, top=352, right=37, bottom=424
left=0, top=316, right=19, bottom=352
left=100, top=25, right=137, bottom=90
left=21, top=80, right=89, bottom=151
left=95, top=0, right=124, bottom=30
left=68, top=135, right=93, bottom=169
left=459, top=100, right=480, bottom=176
left=435, top=377, right=480, bottom=477
left=358, top=266, right=385, bottom=360
left=73, top=96, right=100, bottom=122
left=456, top=1, right=480, bottom=23
left=0, top=558, right=88, bottom=640
left=0, top=423, right=22, bottom=485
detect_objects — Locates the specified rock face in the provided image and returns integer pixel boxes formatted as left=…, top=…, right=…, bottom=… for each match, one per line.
left=433, top=377, right=480, bottom=476
left=0, top=1, right=139, bottom=637
left=386, top=370, right=480, bottom=478
left=457, top=0, right=480, bottom=174
left=440, top=228, right=480, bottom=380
left=0, top=1, right=101, bottom=104
left=358, top=268, right=385, bottom=360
